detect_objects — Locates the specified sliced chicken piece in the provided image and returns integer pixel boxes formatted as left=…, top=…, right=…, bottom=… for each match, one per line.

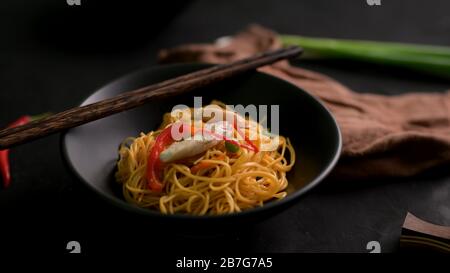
left=159, top=139, right=221, bottom=163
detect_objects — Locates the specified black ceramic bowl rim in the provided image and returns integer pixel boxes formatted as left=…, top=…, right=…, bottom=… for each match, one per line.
left=61, top=63, right=342, bottom=221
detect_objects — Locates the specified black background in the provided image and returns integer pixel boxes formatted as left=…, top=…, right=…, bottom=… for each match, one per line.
left=0, top=0, right=449, bottom=254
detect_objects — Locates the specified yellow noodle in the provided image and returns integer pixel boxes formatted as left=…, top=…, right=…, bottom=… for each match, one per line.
left=115, top=107, right=296, bottom=215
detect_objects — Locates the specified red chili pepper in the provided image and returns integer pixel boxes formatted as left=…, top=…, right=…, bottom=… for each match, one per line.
left=8, top=115, right=32, bottom=128
left=0, top=149, right=10, bottom=188
left=0, top=115, right=31, bottom=188
left=0, top=113, right=51, bottom=188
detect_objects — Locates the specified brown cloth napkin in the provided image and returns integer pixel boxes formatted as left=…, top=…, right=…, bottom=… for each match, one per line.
left=158, top=25, right=450, bottom=180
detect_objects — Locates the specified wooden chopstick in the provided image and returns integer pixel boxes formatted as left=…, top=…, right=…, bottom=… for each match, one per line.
left=0, top=46, right=302, bottom=149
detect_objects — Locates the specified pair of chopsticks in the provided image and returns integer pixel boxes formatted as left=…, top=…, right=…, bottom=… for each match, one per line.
left=0, top=46, right=302, bottom=150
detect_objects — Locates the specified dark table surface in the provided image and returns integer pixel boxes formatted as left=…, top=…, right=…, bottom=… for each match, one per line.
left=0, top=0, right=449, bottom=254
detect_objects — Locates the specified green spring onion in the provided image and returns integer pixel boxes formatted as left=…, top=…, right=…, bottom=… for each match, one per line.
left=225, top=141, right=240, bottom=153
left=281, top=35, right=450, bottom=78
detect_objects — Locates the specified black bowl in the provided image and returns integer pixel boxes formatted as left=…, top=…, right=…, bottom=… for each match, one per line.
left=61, top=63, right=341, bottom=225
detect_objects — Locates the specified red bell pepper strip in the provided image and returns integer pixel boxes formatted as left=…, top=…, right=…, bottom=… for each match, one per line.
left=146, top=124, right=178, bottom=192
left=0, top=113, right=50, bottom=188
left=232, top=118, right=259, bottom=152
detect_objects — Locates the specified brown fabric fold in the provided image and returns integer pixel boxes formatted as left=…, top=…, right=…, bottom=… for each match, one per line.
left=158, top=25, right=450, bottom=180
